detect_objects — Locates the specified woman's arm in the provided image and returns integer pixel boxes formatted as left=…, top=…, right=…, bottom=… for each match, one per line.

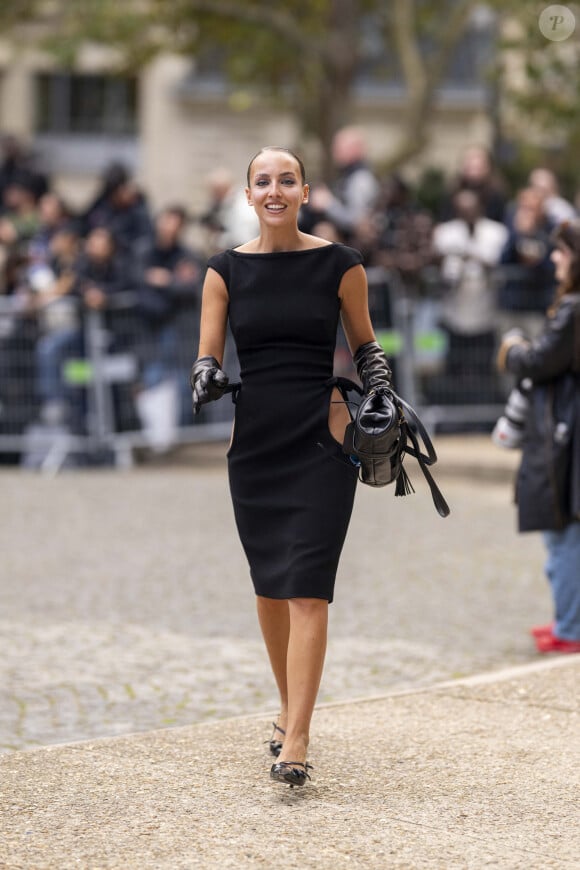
left=339, top=264, right=394, bottom=391
left=191, top=267, right=230, bottom=414
left=499, top=301, right=577, bottom=382
left=197, top=267, right=229, bottom=364
left=338, top=264, right=376, bottom=353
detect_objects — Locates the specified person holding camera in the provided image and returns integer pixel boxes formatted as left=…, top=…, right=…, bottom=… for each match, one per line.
left=190, top=146, right=392, bottom=787
left=496, top=219, right=580, bottom=654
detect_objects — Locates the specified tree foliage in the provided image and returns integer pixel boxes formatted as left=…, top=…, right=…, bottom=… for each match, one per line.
left=499, top=2, right=580, bottom=138
left=493, top=1, right=580, bottom=193
left=6, top=0, right=579, bottom=181
left=2, top=0, right=489, bottom=174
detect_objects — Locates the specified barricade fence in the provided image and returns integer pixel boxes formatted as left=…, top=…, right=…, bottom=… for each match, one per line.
left=370, top=265, right=520, bottom=433
left=0, top=292, right=235, bottom=471
left=0, top=265, right=536, bottom=470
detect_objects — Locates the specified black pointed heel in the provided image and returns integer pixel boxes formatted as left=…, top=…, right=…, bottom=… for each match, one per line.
left=265, top=721, right=285, bottom=757
left=270, top=761, right=313, bottom=788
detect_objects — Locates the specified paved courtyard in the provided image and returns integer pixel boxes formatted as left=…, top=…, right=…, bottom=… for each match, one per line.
left=0, top=455, right=550, bottom=754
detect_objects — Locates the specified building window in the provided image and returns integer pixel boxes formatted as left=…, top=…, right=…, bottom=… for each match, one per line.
left=443, top=26, right=493, bottom=87
left=356, top=18, right=493, bottom=95
left=35, top=73, right=137, bottom=135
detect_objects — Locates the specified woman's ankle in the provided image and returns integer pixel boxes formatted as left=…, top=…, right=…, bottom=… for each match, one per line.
left=278, top=730, right=309, bottom=762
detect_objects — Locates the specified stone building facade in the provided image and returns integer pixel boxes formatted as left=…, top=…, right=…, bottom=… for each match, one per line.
left=0, top=39, right=494, bottom=220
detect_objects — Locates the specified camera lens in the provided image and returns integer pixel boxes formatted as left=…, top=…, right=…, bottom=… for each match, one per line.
left=504, top=387, right=530, bottom=426
left=492, top=415, right=524, bottom=449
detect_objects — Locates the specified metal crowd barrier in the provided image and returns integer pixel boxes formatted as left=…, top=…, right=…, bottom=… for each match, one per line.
left=0, top=293, right=236, bottom=471
left=0, top=263, right=545, bottom=470
left=365, top=264, right=545, bottom=433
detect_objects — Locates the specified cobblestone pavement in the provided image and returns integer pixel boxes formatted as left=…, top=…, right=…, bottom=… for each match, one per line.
left=0, top=460, right=550, bottom=753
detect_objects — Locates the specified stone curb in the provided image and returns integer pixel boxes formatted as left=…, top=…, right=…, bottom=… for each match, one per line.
left=6, top=655, right=573, bottom=758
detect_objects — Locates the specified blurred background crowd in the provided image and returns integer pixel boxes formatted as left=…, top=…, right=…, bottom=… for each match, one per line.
left=0, top=124, right=576, bottom=465
left=0, top=1, right=578, bottom=467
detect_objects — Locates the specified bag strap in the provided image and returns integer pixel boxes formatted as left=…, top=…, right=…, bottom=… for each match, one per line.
left=228, top=374, right=450, bottom=517
left=397, top=396, right=437, bottom=466
left=394, top=396, right=449, bottom=517
left=402, top=412, right=451, bottom=518
left=327, top=376, right=363, bottom=398
left=330, top=376, right=450, bottom=517
left=223, top=381, right=242, bottom=403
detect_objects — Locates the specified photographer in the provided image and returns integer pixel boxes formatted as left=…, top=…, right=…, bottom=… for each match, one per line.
left=497, top=219, right=580, bottom=654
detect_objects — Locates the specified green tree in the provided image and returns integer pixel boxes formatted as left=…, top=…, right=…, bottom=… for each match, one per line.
left=4, top=0, right=488, bottom=176
left=496, top=1, right=580, bottom=195
left=8, top=1, right=580, bottom=192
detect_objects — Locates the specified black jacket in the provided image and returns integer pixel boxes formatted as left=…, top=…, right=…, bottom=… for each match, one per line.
left=73, top=252, right=129, bottom=298
left=506, top=294, right=580, bottom=531
left=134, top=240, right=202, bottom=324
left=498, top=227, right=555, bottom=312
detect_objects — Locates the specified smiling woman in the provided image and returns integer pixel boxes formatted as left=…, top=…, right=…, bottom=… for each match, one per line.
left=239, top=147, right=310, bottom=250
left=189, top=146, right=394, bottom=788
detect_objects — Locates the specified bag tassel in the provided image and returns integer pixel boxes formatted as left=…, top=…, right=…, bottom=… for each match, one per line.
left=395, top=464, right=415, bottom=497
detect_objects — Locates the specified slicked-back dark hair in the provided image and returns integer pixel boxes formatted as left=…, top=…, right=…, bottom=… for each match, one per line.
left=246, top=146, right=306, bottom=186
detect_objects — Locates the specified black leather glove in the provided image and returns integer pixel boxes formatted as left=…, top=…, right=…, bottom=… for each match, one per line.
left=190, top=355, right=229, bottom=415
left=353, top=340, right=393, bottom=394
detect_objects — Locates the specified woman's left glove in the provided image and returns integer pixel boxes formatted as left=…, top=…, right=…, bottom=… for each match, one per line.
left=190, top=355, right=229, bottom=414
left=353, top=340, right=393, bottom=394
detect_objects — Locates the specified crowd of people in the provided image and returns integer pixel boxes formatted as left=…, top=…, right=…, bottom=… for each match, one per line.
left=300, top=130, right=576, bottom=404
left=1, top=130, right=578, bottom=653
left=0, top=138, right=206, bottom=450
left=0, top=128, right=578, bottom=451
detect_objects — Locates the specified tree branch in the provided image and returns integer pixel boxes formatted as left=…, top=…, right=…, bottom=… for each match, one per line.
left=391, top=0, right=427, bottom=102
left=386, top=0, right=480, bottom=169
left=176, top=0, right=319, bottom=59
left=426, top=0, right=480, bottom=84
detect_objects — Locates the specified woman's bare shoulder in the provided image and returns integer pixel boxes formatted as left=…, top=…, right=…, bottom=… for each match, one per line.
left=232, top=234, right=334, bottom=253
left=232, top=238, right=260, bottom=253
left=298, top=233, right=334, bottom=249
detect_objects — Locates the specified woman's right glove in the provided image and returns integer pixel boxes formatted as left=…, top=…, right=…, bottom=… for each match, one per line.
left=353, top=340, right=393, bottom=394
left=190, top=355, right=229, bottom=415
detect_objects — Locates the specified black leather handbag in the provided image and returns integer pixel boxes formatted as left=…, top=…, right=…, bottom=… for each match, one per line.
left=339, top=380, right=450, bottom=518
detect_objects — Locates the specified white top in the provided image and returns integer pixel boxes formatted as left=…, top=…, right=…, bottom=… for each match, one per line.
left=433, top=217, right=508, bottom=334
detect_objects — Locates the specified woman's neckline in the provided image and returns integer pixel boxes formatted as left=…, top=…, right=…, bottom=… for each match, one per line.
left=229, top=242, right=337, bottom=257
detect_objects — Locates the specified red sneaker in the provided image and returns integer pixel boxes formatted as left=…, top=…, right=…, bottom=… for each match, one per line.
left=535, top=631, right=580, bottom=654
left=530, top=622, right=554, bottom=638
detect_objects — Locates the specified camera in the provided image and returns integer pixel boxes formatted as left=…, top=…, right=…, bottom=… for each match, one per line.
left=491, top=378, right=532, bottom=449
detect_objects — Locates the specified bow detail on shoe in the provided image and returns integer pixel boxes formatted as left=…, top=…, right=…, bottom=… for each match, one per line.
left=265, top=721, right=286, bottom=757
left=270, top=761, right=313, bottom=787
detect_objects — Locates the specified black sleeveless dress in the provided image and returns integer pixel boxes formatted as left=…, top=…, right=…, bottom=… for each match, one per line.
left=207, top=243, right=362, bottom=603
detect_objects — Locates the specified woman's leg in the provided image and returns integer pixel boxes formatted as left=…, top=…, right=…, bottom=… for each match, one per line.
left=256, top=596, right=290, bottom=729
left=544, top=522, right=580, bottom=641
left=256, top=595, right=329, bottom=764
left=279, top=597, right=328, bottom=764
